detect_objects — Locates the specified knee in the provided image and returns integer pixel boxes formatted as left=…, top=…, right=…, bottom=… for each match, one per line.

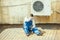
left=32, top=27, right=40, bottom=35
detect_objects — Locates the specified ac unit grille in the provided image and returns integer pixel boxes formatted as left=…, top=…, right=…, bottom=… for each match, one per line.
left=33, top=1, right=44, bottom=12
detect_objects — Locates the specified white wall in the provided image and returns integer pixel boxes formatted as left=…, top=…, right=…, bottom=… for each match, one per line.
left=0, top=0, right=57, bottom=24
left=0, top=0, right=31, bottom=24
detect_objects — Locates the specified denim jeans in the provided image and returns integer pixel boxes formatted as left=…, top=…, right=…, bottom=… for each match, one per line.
left=23, top=27, right=40, bottom=35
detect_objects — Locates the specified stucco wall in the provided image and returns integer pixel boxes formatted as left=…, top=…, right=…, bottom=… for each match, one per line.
left=0, top=0, right=60, bottom=24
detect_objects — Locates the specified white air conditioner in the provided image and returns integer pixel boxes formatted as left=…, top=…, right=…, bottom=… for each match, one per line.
left=31, top=0, right=52, bottom=16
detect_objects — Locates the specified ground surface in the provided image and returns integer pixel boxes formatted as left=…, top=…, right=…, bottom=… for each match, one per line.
left=0, top=24, right=60, bottom=40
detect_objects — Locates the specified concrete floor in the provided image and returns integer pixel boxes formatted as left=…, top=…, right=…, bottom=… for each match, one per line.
left=0, top=24, right=60, bottom=40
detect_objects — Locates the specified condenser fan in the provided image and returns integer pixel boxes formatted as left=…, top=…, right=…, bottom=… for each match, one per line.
left=33, top=1, right=44, bottom=12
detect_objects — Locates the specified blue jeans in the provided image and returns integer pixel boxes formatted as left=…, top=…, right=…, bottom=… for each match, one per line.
left=23, top=20, right=40, bottom=35
left=23, top=27, right=40, bottom=35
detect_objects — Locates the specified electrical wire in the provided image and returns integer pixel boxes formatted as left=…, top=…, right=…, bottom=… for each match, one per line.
left=0, top=2, right=31, bottom=7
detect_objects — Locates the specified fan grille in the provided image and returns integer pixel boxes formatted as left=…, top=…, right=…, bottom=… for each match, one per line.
left=33, top=1, right=44, bottom=12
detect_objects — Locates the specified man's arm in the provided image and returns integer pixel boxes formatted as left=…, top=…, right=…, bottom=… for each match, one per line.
left=32, top=19, right=36, bottom=28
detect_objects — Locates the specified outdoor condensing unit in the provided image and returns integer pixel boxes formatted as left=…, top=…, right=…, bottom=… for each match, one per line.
left=31, top=0, right=52, bottom=16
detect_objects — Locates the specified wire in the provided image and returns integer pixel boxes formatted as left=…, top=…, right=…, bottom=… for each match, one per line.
left=0, top=2, right=31, bottom=7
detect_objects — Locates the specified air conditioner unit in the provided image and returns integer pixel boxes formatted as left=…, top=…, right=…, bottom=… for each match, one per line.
left=31, top=0, right=52, bottom=16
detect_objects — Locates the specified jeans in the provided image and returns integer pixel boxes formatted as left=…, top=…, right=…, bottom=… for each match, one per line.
left=23, top=27, right=40, bottom=35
